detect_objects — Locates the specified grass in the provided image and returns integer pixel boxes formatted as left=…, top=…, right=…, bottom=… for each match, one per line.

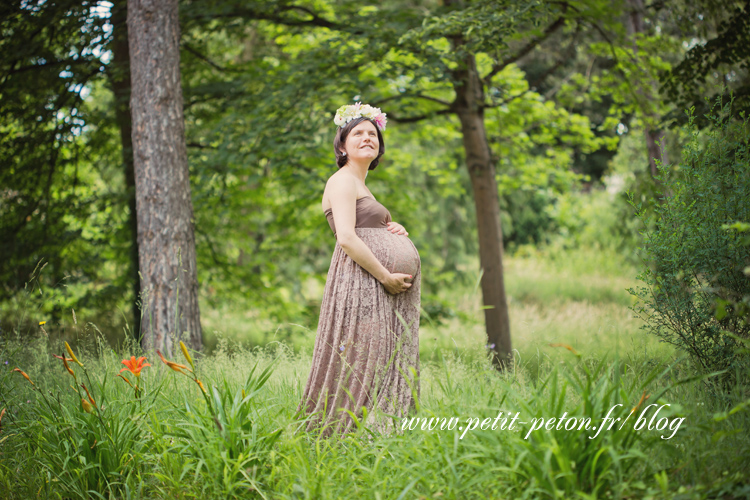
left=1, top=246, right=749, bottom=499
left=201, top=246, right=673, bottom=364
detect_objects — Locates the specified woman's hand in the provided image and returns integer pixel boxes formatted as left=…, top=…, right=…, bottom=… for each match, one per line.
left=387, top=221, right=409, bottom=236
left=381, top=272, right=413, bottom=295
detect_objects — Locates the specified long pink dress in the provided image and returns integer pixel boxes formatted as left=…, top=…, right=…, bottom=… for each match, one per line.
left=297, top=196, right=421, bottom=437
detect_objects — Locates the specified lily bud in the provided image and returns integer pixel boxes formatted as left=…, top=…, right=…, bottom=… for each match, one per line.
left=117, top=374, right=134, bottom=388
left=13, top=368, right=35, bottom=386
left=61, top=356, right=76, bottom=378
left=179, top=341, right=195, bottom=371
left=196, top=379, right=207, bottom=395
left=157, top=350, right=190, bottom=375
left=65, top=342, right=84, bottom=367
left=81, top=383, right=96, bottom=407
left=81, top=398, right=94, bottom=414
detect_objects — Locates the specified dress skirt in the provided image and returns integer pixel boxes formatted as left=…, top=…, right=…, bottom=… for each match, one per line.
left=297, top=227, right=421, bottom=437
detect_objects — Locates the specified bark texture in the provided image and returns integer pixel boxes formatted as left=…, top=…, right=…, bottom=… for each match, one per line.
left=450, top=43, right=512, bottom=369
left=127, top=0, right=202, bottom=355
left=625, top=0, right=669, bottom=181
left=109, top=0, right=141, bottom=341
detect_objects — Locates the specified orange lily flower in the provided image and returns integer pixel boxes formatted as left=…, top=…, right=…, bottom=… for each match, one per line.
left=156, top=350, right=191, bottom=375
left=53, top=354, right=73, bottom=362
left=120, top=356, right=151, bottom=377
left=0, top=408, right=6, bottom=432
left=13, top=368, right=35, bottom=386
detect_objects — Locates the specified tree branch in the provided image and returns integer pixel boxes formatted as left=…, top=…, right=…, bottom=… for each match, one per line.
left=372, top=92, right=453, bottom=108
left=181, top=42, right=242, bottom=73
left=388, top=107, right=454, bottom=123
left=486, top=23, right=581, bottom=108
left=186, top=141, right=217, bottom=149
left=195, top=226, right=231, bottom=269
left=4, top=57, right=90, bottom=77
left=484, top=4, right=569, bottom=85
left=188, top=4, right=346, bottom=32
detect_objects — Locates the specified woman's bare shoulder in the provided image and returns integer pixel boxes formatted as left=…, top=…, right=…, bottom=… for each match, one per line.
left=323, top=171, right=358, bottom=206
left=325, top=169, right=357, bottom=189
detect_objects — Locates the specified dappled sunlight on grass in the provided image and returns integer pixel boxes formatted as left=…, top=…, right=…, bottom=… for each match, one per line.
left=418, top=248, right=674, bottom=366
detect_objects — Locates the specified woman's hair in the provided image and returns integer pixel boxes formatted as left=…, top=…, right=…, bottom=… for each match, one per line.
left=333, top=117, right=385, bottom=170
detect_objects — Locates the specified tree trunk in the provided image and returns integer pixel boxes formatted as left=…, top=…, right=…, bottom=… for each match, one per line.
left=625, top=0, right=669, bottom=182
left=644, top=126, right=667, bottom=179
left=108, top=0, right=141, bottom=342
left=450, top=46, right=513, bottom=370
left=127, top=0, right=202, bottom=355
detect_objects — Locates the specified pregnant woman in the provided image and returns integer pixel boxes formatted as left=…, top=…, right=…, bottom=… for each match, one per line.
left=297, top=103, right=421, bottom=437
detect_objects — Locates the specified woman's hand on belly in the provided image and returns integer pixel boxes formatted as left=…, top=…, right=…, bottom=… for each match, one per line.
left=386, top=221, right=408, bottom=236
left=381, top=272, right=413, bottom=295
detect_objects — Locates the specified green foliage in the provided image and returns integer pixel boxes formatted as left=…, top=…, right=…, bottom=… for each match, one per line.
left=2, top=339, right=156, bottom=498
left=628, top=98, right=750, bottom=378
left=0, top=336, right=282, bottom=499
left=151, top=367, right=282, bottom=497
left=0, top=1, right=120, bottom=310
left=3, top=245, right=750, bottom=498
left=660, top=0, right=750, bottom=128
left=493, top=352, right=687, bottom=499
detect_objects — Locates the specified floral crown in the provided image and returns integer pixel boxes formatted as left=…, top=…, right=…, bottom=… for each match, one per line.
left=333, top=102, right=387, bottom=131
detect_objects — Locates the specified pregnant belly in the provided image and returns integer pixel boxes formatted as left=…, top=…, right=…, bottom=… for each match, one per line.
left=355, top=228, right=420, bottom=278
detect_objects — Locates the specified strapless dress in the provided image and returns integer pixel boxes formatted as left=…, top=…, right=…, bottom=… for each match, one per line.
left=297, top=195, right=421, bottom=437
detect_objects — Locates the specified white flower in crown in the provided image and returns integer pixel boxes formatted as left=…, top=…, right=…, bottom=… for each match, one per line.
left=333, top=101, right=387, bottom=131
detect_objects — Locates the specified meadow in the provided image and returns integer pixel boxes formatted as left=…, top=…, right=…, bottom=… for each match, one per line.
left=1, top=247, right=748, bottom=500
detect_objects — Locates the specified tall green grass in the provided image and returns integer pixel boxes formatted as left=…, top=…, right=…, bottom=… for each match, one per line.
left=1, top=247, right=748, bottom=499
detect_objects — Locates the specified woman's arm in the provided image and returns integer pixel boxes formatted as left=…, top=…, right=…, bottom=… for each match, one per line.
left=327, top=175, right=412, bottom=294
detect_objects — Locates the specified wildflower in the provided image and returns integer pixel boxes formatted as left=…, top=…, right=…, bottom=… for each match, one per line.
left=179, top=341, right=195, bottom=371
left=81, top=383, right=96, bottom=407
left=156, top=350, right=190, bottom=375
left=486, top=343, right=496, bottom=349
left=13, top=368, right=35, bottom=386
left=340, top=345, right=345, bottom=352
left=81, top=398, right=94, bottom=414
left=196, top=379, right=207, bottom=395
left=65, top=342, right=84, bottom=367
left=549, top=343, right=581, bottom=356
left=39, top=321, right=46, bottom=326
left=116, top=374, right=134, bottom=388
left=4, top=361, right=7, bottom=365
left=120, top=356, right=151, bottom=377
left=56, top=354, right=76, bottom=379
left=631, top=391, right=650, bottom=414
left=0, top=408, right=5, bottom=432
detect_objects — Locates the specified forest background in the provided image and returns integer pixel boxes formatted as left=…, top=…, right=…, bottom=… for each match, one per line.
left=1, top=0, right=750, bottom=497
left=3, top=0, right=745, bottom=353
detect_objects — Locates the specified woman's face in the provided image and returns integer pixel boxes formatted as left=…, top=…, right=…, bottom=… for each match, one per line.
left=341, top=120, right=379, bottom=164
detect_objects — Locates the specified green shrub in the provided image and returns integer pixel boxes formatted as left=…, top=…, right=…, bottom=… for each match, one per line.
left=628, top=97, right=750, bottom=378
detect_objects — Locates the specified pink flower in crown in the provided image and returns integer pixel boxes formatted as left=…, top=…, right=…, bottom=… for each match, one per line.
left=374, top=112, right=387, bottom=131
